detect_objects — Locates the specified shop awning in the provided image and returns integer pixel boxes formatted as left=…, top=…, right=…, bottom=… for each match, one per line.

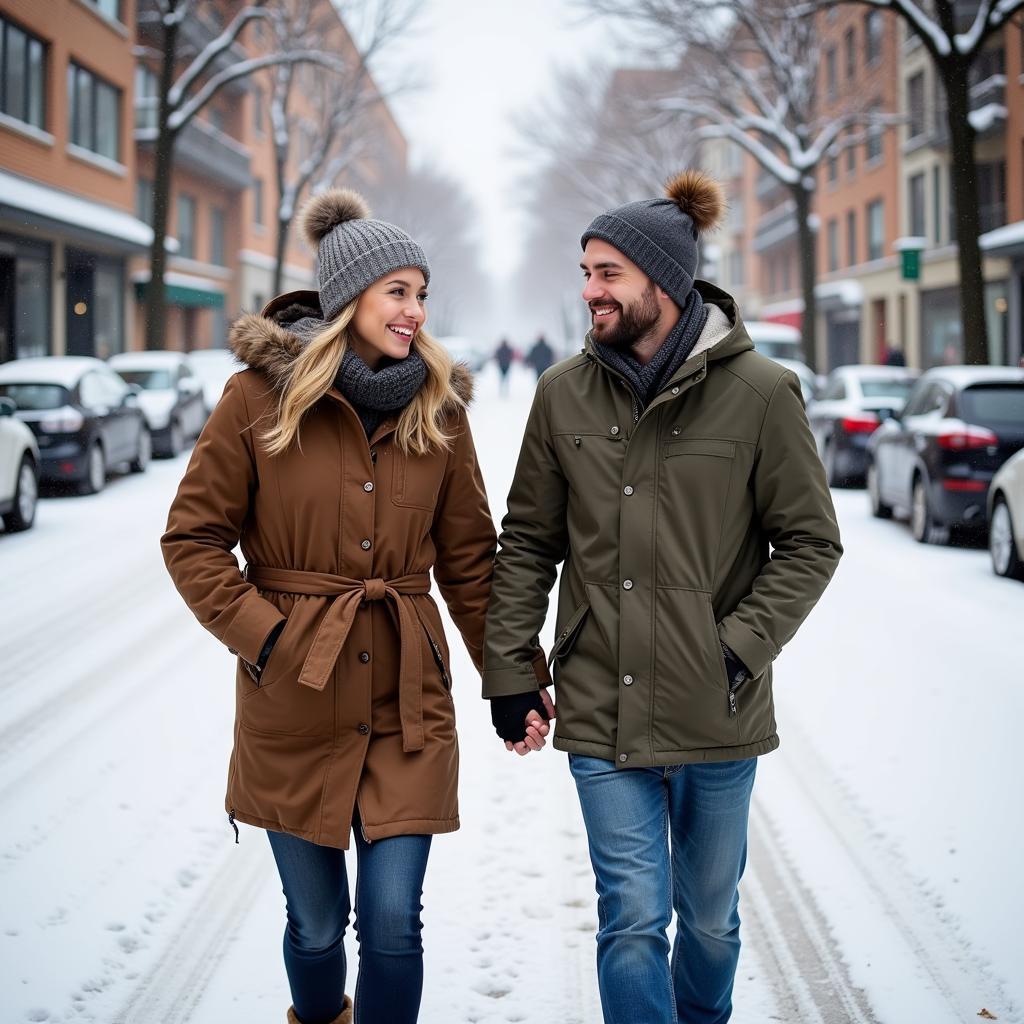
left=133, top=272, right=225, bottom=309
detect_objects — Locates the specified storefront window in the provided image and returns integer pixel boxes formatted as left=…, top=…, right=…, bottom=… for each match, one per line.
left=1, top=234, right=52, bottom=361
left=93, top=260, right=124, bottom=359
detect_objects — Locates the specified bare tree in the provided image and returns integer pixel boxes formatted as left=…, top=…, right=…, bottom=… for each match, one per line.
left=266, top=0, right=417, bottom=296
left=583, top=0, right=897, bottom=372
left=814, top=0, right=1024, bottom=365
left=135, top=0, right=346, bottom=348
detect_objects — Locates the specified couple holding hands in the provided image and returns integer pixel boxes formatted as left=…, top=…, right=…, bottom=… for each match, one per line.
left=162, top=170, right=842, bottom=1024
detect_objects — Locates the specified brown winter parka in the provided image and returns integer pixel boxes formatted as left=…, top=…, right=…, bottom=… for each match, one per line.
left=161, top=291, right=498, bottom=849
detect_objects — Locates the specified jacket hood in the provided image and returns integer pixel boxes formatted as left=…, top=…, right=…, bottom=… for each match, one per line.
left=228, top=289, right=474, bottom=404
left=584, top=280, right=754, bottom=366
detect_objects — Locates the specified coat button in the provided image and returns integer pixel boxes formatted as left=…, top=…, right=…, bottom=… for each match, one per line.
left=361, top=539, right=371, bottom=550
left=623, top=674, right=634, bottom=685
left=358, top=723, right=370, bottom=735
left=363, top=481, right=374, bottom=492
left=359, top=651, right=370, bottom=663
left=623, top=485, right=634, bottom=496
left=671, top=427, right=681, bottom=436
left=610, top=425, right=620, bottom=435
left=618, top=753, right=628, bottom=763
left=671, top=386, right=680, bottom=395
left=622, top=579, right=633, bottom=590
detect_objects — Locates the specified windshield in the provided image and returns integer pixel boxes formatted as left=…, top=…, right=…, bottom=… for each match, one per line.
left=754, top=340, right=803, bottom=361
left=861, top=379, right=915, bottom=400
left=960, top=384, right=1024, bottom=425
left=115, top=369, right=174, bottom=390
left=0, top=383, right=70, bottom=410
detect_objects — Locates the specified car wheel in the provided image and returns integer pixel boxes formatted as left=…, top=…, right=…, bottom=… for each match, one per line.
left=990, top=497, right=1024, bottom=580
left=167, top=420, right=184, bottom=457
left=911, top=475, right=946, bottom=545
left=130, top=427, right=152, bottom=473
left=79, top=442, right=106, bottom=495
left=2, top=456, right=38, bottom=532
left=823, top=440, right=841, bottom=487
left=867, top=462, right=892, bottom=519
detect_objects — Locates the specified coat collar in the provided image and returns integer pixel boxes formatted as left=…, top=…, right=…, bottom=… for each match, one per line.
left=227, top=289, right=474, bottom=404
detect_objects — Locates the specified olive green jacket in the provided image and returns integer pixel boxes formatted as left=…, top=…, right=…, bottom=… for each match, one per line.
left=482, top=282, right=843, bottom=766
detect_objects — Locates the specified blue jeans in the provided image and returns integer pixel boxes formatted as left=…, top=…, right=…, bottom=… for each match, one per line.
left=568, top=754, right=757, bottom=1024
left=266, top=817, right=432, bottom=1024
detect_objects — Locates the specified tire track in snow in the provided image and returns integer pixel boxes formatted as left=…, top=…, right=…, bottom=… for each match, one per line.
left=111, top=839, right=270, bottom=1024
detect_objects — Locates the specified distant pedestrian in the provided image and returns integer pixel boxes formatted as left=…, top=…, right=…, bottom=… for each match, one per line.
left=484, top=170, right=843, bottom=1024
left=162, top=188, right=509, bottom=1024
left=884, top=346, right=906, bottom=367
left=494, top=337, right=514, bottom=395
left=525, top=333, right=554, bottom=379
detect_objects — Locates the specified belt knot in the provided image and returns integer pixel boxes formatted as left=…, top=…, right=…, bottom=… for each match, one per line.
left=363, top=578, right=387, bottom=601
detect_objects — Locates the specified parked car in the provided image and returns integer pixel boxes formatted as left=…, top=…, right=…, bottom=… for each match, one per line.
left=745, top=320, right=804, bottom=362
left=187, top=348, right=244, bottom=414
left=108, top=351, right=206, bottom=457
left=771, top=358, right=818, bottom=406
left=0, top=396, right=40, bottom=532
left=807, top=366, right=919, bottom=485
left=866, top=366, right=1024, bottom=543
left=988, top=448, right=1024, bottom=580
left=0, top=356, right=151, bottom=495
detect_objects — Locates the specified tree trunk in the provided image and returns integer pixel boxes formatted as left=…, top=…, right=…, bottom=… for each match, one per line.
left=273, top=213, right=289, bottom=297
left=793, top=184, right=819, bottom=373
left=143, top=10, right=181, bottom=351
left=944, top=59, right=989, bottom=365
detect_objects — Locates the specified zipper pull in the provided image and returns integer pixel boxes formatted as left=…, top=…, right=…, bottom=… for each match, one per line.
left=574, top=435, right=582, bottom=448
left=728, top=689, right=738, bottom=717
left=228, top=809, right=240, bottom=844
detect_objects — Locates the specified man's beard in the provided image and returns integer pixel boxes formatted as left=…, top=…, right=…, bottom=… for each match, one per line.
left=592, top=285, right=661, bottom=352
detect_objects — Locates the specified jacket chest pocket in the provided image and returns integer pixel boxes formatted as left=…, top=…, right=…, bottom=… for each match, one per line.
left=392, top=448, right=446, bottom=510
left=553, top=431, right=626, bottom=494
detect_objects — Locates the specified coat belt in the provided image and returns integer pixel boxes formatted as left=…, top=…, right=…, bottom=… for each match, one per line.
left=245, top=565, right=432, bottom=752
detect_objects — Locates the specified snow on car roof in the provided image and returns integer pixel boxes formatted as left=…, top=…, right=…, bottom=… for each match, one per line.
left=0, top=356, right=106, bottom=387
left=108, top=351, right=190, bottom=368
left=923, top=365, right=1024, bottom=387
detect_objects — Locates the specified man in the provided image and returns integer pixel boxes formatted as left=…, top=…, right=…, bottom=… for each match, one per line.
left=482, top=171, right=842, bottom=1024
left=525, top=332, right=555, bottom=380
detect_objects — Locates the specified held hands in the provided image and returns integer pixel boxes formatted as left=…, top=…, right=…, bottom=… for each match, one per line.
left=489, top=688, right=556, bottom=757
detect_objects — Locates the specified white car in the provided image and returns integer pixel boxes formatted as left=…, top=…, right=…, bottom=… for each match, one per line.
left=108, top=351, right=207, bottom=457
left=769, top=357, right=817, bottom=406
left=187, top=348, right=244, bottom=413
left=745, top=320, right=804, bottom=362
left=0, top=396, right=40, bottom=532
left=988, top=447, right=1024, bottom=581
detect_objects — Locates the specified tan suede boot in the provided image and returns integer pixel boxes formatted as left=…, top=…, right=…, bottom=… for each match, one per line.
left=287, top=995, right=352, bottom=1024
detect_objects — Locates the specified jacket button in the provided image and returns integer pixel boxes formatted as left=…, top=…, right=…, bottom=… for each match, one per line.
left=623, top=674, right=634, bottom=685
left=361, top=539, right=371, bottom=550
left=671, top=386, right=680, bottom=395
left=671, top=427, right=681, bottom=436
left=610, top=425, right=620, bottom=435
left=363, top=481, right=374, bottom=492
left=359, top=651, right=370, bottom=663
left=358, top=723, right=370, bottom=735
left=618, top=753, right=628, bottom=763
left=622, top=579, right=633, bottom=590
left=623, top=485, right=634, bottom=496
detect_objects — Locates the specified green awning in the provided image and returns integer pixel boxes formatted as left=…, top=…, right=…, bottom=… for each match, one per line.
left=134, top=280, right=225, bottom=309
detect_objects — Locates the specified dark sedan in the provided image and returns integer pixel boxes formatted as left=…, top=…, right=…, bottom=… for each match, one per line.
left=0, top=356, right=151, bottom=495
left=866, top=366, right=1024, bottom=543
left=806, top=366, right=919, bottom=485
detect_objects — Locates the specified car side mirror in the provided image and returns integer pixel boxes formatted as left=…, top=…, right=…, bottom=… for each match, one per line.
left=0, top=397, right=15, bottom=417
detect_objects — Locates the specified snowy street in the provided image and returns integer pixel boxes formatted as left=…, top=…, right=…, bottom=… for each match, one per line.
left=1, top=362, right=1021, bottom=1024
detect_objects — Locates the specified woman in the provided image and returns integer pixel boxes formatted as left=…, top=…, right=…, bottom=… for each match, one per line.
left=161, top=189, right=544, bottom=1024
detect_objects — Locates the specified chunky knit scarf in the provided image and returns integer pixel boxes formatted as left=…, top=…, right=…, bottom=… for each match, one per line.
left=594, top=288, right=708, bottom=408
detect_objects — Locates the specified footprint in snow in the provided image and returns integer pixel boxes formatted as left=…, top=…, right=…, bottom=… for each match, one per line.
left=25, top=1010, right=50, bottom=1022
left=104, top=922, right=125, bottom=932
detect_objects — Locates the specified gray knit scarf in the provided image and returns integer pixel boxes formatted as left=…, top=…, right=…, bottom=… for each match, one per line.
left=287, top=313, right=427, bottom=436
left=594, top=288, right=708, bottom=408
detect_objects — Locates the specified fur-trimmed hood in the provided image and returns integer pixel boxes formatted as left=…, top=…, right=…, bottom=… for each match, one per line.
left=228, top=289, right=474, bottom=404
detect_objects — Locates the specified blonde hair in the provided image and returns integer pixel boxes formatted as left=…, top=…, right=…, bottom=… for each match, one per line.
left=262, top=299, right=462, bottom=457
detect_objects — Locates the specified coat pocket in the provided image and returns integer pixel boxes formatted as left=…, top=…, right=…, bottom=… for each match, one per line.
left=392, top=447, right=446, bottom=510
left=547, top=600, right=591, bottom=666
left=663, top=438, right=736, bottom=460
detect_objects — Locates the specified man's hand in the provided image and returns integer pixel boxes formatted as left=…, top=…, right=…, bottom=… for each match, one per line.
left=504, top=688, right=556, bottom=757
left=490, top=688, right=556, bottom=756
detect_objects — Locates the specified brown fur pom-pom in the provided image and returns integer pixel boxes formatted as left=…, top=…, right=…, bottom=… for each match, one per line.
left=301, top=188, right=370, bottom=247
left=664, top=170, right=726, bottom=234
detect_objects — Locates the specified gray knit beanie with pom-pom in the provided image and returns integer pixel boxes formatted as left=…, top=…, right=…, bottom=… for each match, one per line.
left=299, top=188, right=430, bottom=321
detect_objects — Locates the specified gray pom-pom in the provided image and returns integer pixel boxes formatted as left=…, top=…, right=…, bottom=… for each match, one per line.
left=301, top=188, right=370, bottom=247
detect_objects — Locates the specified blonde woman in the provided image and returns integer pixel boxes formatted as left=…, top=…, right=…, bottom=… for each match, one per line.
left=161, top=190, right=546, bottom=1024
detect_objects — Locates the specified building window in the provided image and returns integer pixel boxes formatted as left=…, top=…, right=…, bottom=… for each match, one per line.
left=867, top=199, right=884, bottom=261
left=827, top=218, right=839, bottom=273
left=728, top=250, right=744, bottom=287
left=86, top=0, right=123, bottom=20
left=845, top=27, right=856, bottom=80
left=865, top=102, right=883, bottom=162
left=211, top=206, right=226, bottom=265
left=252, top=85, right=264, bottom=134
left=846, top=131, right=856, bottom=174
left=977, top=160, right=1006, bottom=233
left=865, top=10, right=882, bottom=64
left=827, top=150, right=838, bottom=184
left=907, top=72, right=925, bottom=140
left=135, top=177, right=153, bottom=226
left=847, top=209, right=857, bottom=266
left=177, top=194, right=196, bottom=259
left=134, top=63, right=159, bottom=131
left=1, top=16, right=47, bottom=131
left=68, top=62, right=121, bottom=161
left=908, top=172, right=926, bottom=237
left=825, top=47, right=837, bottom=102
left=253, top=178, right=264, bottom=227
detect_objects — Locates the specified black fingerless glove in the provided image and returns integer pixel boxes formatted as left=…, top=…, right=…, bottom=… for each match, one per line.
left=490, top=690, right=549, bottom=743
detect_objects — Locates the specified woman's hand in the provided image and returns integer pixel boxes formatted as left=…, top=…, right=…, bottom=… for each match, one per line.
left=505, top=687, right=556, bottom=756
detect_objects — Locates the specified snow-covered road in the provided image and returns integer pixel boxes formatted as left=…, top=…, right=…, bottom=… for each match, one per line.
left=1, top=362, right=1020, bottom=1024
